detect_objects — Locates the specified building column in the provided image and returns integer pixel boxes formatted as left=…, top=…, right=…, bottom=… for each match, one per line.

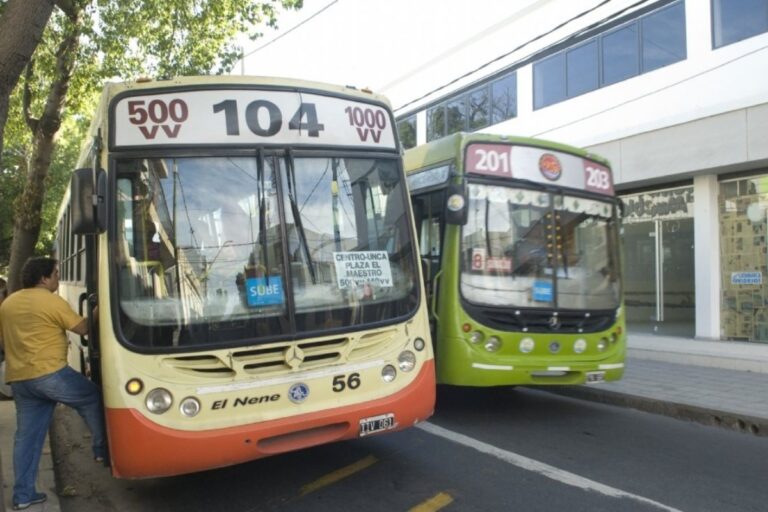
left=694, top=174, right=721, bottom=339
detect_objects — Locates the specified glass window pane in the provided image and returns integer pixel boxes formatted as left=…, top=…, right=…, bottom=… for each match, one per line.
left=468, top=87, right=489, bottom=130
left=491, top=74, right=517, bottom=123
left=114, top=156, right=419, bottom=349
left=713, top=0, right=768, bottom=47
left=460, top=184, right=620, bottom=309
left=534, top=53, right=566, bottom=109
left=602, top=23, right=639, bottom=85
left=397, top=116, right=417, bottom=149
left=427, top=105, right=445, bottom=142
left=567, top=40, right=599, bottom=97
left=642, top=2, right=686, bottom=73
left=445, top=96, right=467, bottom=135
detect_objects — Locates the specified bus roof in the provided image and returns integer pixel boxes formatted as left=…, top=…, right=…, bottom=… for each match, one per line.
left=403, top=132, right=610, bottom=174
left=97, top=75, right=392, bottom=106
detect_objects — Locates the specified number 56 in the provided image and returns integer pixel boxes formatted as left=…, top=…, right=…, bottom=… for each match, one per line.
left=332, top=373, right=361, bottom=392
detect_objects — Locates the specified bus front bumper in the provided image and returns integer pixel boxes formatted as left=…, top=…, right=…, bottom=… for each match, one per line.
left=106, top=359, right=435, bottom=478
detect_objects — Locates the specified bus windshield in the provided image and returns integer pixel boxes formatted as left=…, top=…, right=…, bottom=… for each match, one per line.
left=114, top=154, right=417, bottom=349
left=460, top=183, right=620, bottom=310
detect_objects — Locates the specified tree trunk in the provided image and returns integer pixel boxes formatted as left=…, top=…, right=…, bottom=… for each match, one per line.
left=0, top=0, right=55, bottom=170
left=7, top=132, right=58, bottom=290
left=6, top=20, right=80, bottom=292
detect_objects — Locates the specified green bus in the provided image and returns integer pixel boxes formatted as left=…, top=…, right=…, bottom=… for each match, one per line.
left=405, top=133, right=625, bottom=386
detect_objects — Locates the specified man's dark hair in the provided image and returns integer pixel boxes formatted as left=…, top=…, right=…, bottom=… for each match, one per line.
left=21, top=257, right=58, bottom=288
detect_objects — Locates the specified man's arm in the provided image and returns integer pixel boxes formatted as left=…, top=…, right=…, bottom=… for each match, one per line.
left=71, top=319, right=89, bottom=336
left=69, top=306, right=98, bottom=336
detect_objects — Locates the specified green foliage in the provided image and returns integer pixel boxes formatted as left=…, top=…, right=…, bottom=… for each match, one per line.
left=37, top=97, right=99, bottom=255
left=0, top=0, right=302, bottom=269
left=89, top=0, right=302, bottom=79
left=0, top=90, right=30, bottom=268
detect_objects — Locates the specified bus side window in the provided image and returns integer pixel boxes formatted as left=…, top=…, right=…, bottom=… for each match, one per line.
left=420, top=217, right=442, bottom=282
left=415, top=194, right=442, bottom=285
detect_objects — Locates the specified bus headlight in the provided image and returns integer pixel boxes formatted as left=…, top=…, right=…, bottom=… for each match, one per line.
left=146, top=388, right=173, bottom=414
left=180, top=397, right=201, bottom=418
left=469, top=331, right=484, bottom=344
left=398, top=351, right=416, bottom=372
left=519, top=337, right=535, bottom=354
left=597, top=338, right=609, bottom=352
left=125, top=378, right=144, bottom=395
left=484, top=336, right=501, bottom=352
left=574, top=339, right=587, bottom=354
left=413, top=337, right=426, bottom=351
left=447, top=193, right=465, bottom=212
left=381, top=364, right=397, bottom=382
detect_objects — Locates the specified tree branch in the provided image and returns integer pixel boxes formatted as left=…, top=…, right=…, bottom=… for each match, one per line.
left=39, top=20, right=80, bottom=137
left=22, top=60, right=39, bottom=133
left=54, top=0, right=79, bottom=21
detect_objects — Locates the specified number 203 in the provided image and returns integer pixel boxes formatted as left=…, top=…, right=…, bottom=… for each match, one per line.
left=585, top=165, right=611, bottom=190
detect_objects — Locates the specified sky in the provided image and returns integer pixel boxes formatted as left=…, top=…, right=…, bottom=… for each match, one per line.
left=238, top=0, right=540, bottom=113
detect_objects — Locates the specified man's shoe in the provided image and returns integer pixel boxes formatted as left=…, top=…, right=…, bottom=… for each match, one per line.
left=12, top=492, right=47, bottom=510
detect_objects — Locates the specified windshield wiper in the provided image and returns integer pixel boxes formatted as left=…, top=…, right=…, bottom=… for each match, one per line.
left=285, top=149, right=317, bottom=284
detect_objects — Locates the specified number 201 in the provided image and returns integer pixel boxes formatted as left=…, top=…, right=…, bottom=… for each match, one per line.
left=474, top=148, right=512, bottom=174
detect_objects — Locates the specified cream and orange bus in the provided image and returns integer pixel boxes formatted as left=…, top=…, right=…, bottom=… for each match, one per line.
left=56, top=76, right=434, bottom=478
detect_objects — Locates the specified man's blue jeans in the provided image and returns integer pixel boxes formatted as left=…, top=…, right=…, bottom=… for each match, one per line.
left=11, top=366, right=106, bottom=505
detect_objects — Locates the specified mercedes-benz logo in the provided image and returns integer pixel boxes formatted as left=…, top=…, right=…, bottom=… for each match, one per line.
left=284, top=346, right=305, bottom=369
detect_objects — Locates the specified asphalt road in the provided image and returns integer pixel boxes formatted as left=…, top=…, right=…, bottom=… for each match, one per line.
left=51, top=386, right=768, bottom=512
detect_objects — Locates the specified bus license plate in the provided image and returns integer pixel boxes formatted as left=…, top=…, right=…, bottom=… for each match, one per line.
left=359, top=413, right=396, bottom=437
left=586, top=371, right=606, bottom=384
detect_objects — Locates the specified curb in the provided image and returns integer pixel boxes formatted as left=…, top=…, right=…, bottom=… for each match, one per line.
left=541, top=385, right=768, bottom=437
left=629, top=348, right=768, bottom=374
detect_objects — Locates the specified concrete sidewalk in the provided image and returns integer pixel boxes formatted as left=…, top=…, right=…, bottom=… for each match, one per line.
left=0, top=399, right=60, bottom=512
left=547, top=333, right=768, bottom=436
left=2, top=332, right=767, bottom=511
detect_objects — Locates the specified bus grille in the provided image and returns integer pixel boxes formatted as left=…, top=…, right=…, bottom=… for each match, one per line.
left=469, top=307, right=615, bottom=333
left=160, top=328, right=400, bottom=378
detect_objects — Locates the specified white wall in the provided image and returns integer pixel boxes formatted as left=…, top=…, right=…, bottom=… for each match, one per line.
left=395, top=0, right=768, bottom=188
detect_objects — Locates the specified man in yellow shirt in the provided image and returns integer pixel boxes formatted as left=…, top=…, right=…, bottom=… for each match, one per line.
left=0, top=257, right=106, bottom=511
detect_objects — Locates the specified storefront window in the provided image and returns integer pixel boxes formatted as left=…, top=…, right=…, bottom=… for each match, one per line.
left=719, top=175, right=768, bottom=342
left=621, top=187, right=695, bottom=337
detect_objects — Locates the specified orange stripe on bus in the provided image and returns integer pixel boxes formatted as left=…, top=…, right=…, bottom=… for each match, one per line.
left=106, top=359, right=435, bottom=479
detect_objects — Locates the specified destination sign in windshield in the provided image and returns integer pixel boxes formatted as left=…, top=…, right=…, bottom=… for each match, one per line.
left=465, top=143, right=614, bottom=196
left=111, top=89, right=397, bottom=150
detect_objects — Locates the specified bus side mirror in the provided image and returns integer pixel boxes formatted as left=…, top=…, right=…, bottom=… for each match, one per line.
left=71, top=168, right=107, bottom=234
left=445, top=184, right=468, bottom=225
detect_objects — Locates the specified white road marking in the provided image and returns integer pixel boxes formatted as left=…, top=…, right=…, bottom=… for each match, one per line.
left=417, top=422, right=683, bottom=512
